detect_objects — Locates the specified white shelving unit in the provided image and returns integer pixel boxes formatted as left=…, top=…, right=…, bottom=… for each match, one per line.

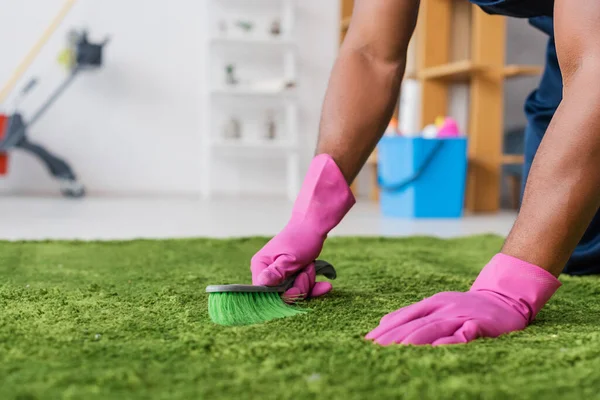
left=210, top=37, right=295, bottom=46
left=202, top=0, right=300, bottom=200
left=211, top=86, right=296, bottom=97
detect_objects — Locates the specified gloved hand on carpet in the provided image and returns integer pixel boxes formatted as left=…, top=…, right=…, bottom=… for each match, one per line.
left=366, top=254, right=561, bottom=346
left=251, top=154, right=355, bottom=300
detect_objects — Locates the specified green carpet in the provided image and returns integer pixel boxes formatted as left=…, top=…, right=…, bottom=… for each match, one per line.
left=1, top=236, right=600, bottom=400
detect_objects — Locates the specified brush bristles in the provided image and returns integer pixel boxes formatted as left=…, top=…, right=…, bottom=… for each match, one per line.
left=208, top=291, right=307, bottom=326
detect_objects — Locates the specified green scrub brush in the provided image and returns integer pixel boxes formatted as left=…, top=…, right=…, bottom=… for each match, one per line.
left=206, top=260, right=337, bottom=326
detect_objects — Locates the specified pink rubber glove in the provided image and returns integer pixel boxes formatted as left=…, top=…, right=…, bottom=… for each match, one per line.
left=251, top=154, right=355, bottom=300
left=366, top=254, right=561, bottom=346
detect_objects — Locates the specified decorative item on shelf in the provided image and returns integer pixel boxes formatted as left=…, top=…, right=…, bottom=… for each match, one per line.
left=223, top=117, right=242, bottom=140
left=218, top=20, right=228, bottom=35
left=250, top=78, right=295, bottom=92
left=235, top=20, right=254, bottom=33
left=384, top=117, right=399, bottom=136
left=270, top=19, right=281, bottom=36
left=225, top=64, right=238, bottom=85
left=265, top=111, right=277, bottom=140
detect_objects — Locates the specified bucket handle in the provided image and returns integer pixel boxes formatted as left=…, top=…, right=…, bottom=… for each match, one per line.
left=378, top=141, right=445, bottom=192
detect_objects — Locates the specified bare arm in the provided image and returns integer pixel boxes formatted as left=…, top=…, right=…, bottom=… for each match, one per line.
left=316, top=0, right=420, bottom=183
left=502, top=0, right=600, bottom=276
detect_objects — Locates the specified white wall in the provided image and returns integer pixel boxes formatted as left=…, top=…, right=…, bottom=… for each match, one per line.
left=0, top=0, right=338, bottom=196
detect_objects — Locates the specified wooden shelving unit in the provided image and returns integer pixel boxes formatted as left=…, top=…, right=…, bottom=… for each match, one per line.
left=340, top=0, right=541, bottom=210
left=503, top=64, right=543, bottom=78
left=412, top=63, right=543, bottom=81
left=340, top=1, right=353, bottom=44
left=417, top=60, right=484, bottom=82
left=501, top=154, right=525, bottom=165
left=415, top=0, right=541, bottom=212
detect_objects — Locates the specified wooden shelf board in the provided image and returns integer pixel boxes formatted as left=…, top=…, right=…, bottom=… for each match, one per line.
left=341, top=17, right=351, bottom=32
left=417, top=60, right=485, bottom=82
left=366, top=151, right=378, bottom=165
left=502, top=154, right=525, bottom=165
left=415, top=63, right=542, bottom=82
left=404, top=70, right=418, bottom=80
left=503, top=64, right=543, bottom=78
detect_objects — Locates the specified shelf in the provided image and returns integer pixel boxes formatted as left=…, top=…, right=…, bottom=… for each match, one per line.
left=214, top=0, right=291, bottom=4
left=417, top=60, right=486, bottom=82
left=210, top=36, right=295, bottom=47
left=211, top=139, right=297, bottom=150
left=502, top=154, right=524, bottom=165
left=366, top=149, right=378, bottom=165
left=414, top=62, right=543, bottom=82
left=205, top=0, right=300, bottom=201
left=503, top=64, right=543, bottom=78
left=211, top=86, right=296, bottom=97
left=340, top=17, right=351, bottom=32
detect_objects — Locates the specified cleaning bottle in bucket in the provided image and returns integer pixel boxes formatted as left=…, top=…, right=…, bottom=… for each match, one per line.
left=437, top=117, right=461, bottom=138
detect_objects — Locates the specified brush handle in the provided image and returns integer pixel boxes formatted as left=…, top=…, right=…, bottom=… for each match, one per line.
left=205, top=260, right=337, bottom=293
left=314, top=260, right=336, bottom=280
left=276, top=259, right=337, bottom=292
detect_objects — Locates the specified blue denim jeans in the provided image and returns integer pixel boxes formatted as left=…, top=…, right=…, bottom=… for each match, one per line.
left=471, top=0, right=553, bottom=18
left=470, top=1, right=600, bottom=274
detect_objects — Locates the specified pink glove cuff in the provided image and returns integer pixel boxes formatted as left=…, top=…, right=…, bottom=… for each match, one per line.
left=470, top=253, right=561, bottom=323
left=291, top=154, right=355, bottom=235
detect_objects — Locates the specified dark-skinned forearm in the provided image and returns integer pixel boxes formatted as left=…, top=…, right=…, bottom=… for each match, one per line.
left=502, top=0, right=600, bottom=277
left=502, top=73, right=600, bottom=277
left=314, top=0, right=419, bottom=184
left=316, top=49, right=405, bottom=184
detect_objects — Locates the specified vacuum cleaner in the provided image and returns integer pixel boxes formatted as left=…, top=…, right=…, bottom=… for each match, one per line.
left=0, top=30, right=109, bottom=198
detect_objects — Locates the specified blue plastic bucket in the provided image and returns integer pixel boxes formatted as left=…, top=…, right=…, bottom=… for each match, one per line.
left=377, top=136, right=468, bottom=218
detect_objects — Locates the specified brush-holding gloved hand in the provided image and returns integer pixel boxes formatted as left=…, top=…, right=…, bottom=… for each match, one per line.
left=251, top=154, right=355, bottom=300
left=366, top=254, right=561, bottom=346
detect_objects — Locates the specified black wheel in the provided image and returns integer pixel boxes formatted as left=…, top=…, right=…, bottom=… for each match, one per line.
left=59, top=179, right=85, bottom=198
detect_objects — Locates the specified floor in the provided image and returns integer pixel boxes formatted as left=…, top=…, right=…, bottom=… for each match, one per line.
left=0, top=196, right=517, bottom=240
left=3, top=235, right=593, bottom=399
